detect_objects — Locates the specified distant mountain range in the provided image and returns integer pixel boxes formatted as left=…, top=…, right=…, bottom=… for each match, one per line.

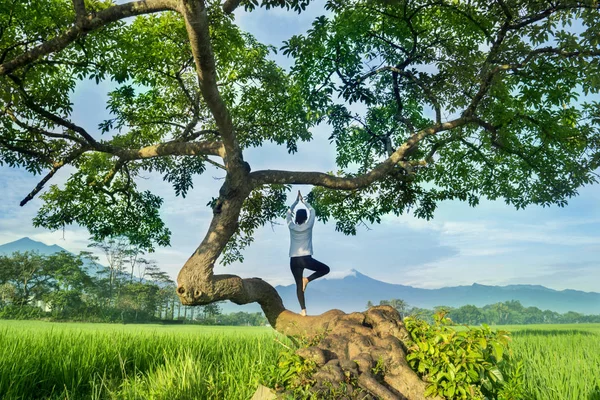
left=0, top=237, right=66, bottom=256
left=275, top=269, right=600, bottom=315
left=2, top=237, right=599, bottom=315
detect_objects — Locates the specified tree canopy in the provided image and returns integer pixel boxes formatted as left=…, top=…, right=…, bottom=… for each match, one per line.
left=3, top=1, right=600, bottom=398
left=1, top=0, right=599, bottom=318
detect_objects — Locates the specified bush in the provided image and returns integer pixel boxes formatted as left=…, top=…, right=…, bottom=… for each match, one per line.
left=404, top=310, right=526, bottom=399
left=0, top=305, right=47, bottom=320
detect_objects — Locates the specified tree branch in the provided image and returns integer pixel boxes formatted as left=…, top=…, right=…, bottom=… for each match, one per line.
left=72, top=0, right=87, bottom=25
left=20, top=147, right=89, bottom=206
left=222, top=0, right=242, bottom=14
left=3, top=108, right=90, bottom=147
left=0, top=137, right=54, bottom=164
left=0, top=0, right=178, bottom=76
left=498, top=47, right=600, bottom=73
left=8, top=74, right=107, bottom=149
left=250, top=118, right=471, bottom=189
left=180, top=0, right=243, bottom=172
left=507, top=3, right=599, bottom=30
left=116, top=139, right=225, bottom=161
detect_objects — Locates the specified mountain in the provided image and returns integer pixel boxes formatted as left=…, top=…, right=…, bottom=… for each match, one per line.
left=273, top=269, right=600, bottom=315
left=0, top=237, right=67, bottom=256
left=3, top=238, right=599, bottom=315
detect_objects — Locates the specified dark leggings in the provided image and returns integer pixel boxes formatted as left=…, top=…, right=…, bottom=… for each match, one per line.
left=290, top=255, right=330, bottom=310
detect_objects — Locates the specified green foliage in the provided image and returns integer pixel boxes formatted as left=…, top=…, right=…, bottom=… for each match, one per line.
left=405, top=311, right=525, bottom=399
left=264, top=344, right=318, bottom=398
left=0, top=1, right=312, bottom=251
left=34, top=170, right=171, bottom=252
left=285, top=0, right=600, bottom=233
left=0, top=304, right=46, bottom=320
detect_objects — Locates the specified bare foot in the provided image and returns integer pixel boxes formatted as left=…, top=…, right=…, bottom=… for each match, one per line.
left=302, top=277, right=309, bottom=292
left=300, top=309, right=307, bottom=316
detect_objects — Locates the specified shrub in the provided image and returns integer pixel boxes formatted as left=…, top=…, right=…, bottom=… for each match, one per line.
left=0, top=304, right=47, bottom=320
left=404, top=310, right=526, bottom=399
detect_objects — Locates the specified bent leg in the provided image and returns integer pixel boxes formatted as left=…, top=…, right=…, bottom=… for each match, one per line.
left=305, top=257, right=330, bottom=282
left=290, top=257, right=306, bottom=310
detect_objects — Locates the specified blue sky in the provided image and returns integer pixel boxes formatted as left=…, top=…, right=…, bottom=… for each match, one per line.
left=1, top=3, right=599, bottom=292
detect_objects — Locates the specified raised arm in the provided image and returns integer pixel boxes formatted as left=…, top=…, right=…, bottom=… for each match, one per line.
left=303, top=199, right=316, bottom=228
left=286, top=198, right=300, bottom=227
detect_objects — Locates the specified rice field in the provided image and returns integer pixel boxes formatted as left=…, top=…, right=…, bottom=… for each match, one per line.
left=0, top=320, right=599, bottom=399
left=497, top=324, right=600, bottom=400
left=0, top=321, right=284, bottom=400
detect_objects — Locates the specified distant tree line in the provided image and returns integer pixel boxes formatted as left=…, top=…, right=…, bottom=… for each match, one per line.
left=367, top=299, right=600, bottom=325
left=0, top=237, right=266, bottom=326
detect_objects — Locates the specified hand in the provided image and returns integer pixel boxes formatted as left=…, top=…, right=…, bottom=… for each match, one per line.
left=297, top=190, right=303, bottom=202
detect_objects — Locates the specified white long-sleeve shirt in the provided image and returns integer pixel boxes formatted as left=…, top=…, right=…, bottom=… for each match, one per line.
left=287, top=199, right=316, bottom=257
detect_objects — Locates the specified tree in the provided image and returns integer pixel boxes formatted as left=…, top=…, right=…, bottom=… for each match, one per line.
left=88, top=236, right=146, bottom=301
left=380, top=298, right=408, bottom=319
left=200, top=301, right=222, bottom=322
left=0, top=252, right=55, bottom=305
left=42, top=251, right=93, bottom=317
left=449, top=304, right=484, bottom=325
left=2, top=0, right=600, bottom=398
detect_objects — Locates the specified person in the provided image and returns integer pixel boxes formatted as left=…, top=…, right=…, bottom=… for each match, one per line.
left=287, top=190, right=330, bottom=316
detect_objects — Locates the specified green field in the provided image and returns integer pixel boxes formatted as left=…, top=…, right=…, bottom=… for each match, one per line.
left=0, top=321, right=283, bottom=400
left=496, top=324, right=600, bottom=400
left=1, top=321, right=599, bottom=399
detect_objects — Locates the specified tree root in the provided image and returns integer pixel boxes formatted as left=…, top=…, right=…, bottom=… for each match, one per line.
left=273, top=306, right=441, bottom=400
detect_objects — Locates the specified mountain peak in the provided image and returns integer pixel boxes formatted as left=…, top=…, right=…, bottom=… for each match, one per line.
left=0, top=236, right=68, bottom=256
left=344, top=269, right=371, bottom=279
left=13, top=236, right=36, bottom=243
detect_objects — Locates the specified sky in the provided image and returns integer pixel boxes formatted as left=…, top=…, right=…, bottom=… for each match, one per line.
left=1, top=3, right=599, bottom=293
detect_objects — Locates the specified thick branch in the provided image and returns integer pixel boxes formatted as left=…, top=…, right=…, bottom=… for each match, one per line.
left=116, top=139, right=225, bottom=160
left=72, top=0, right=87, bottom=25
left=0, top=0, right=178, bottom=76
left=180, top=0, right=243, bottom=172
left=222, top=0, right=242, bottom=14
left=250, top=118, right=471, bottom=189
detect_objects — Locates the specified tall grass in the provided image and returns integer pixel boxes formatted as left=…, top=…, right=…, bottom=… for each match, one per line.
left=0, top=321, right=283, bottom=400
left=498, top=324, right=600, bottom=400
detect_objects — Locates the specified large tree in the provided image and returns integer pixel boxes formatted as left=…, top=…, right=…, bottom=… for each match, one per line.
left=1, top=0, right=599, bottom=398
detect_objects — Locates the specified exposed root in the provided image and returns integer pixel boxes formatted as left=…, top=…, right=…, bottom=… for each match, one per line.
left=273, top=306, right=441, bottom=400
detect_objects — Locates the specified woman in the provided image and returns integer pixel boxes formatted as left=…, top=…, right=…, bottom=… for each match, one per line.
left=287, top=190, right=330, bottom=316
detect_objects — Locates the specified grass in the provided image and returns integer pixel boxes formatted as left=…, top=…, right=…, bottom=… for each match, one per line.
left=1, top=320, right=600, bottom=399
left=496, top=324, right=600, bottom=400
left=0, top=320, right=284, bottom=400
